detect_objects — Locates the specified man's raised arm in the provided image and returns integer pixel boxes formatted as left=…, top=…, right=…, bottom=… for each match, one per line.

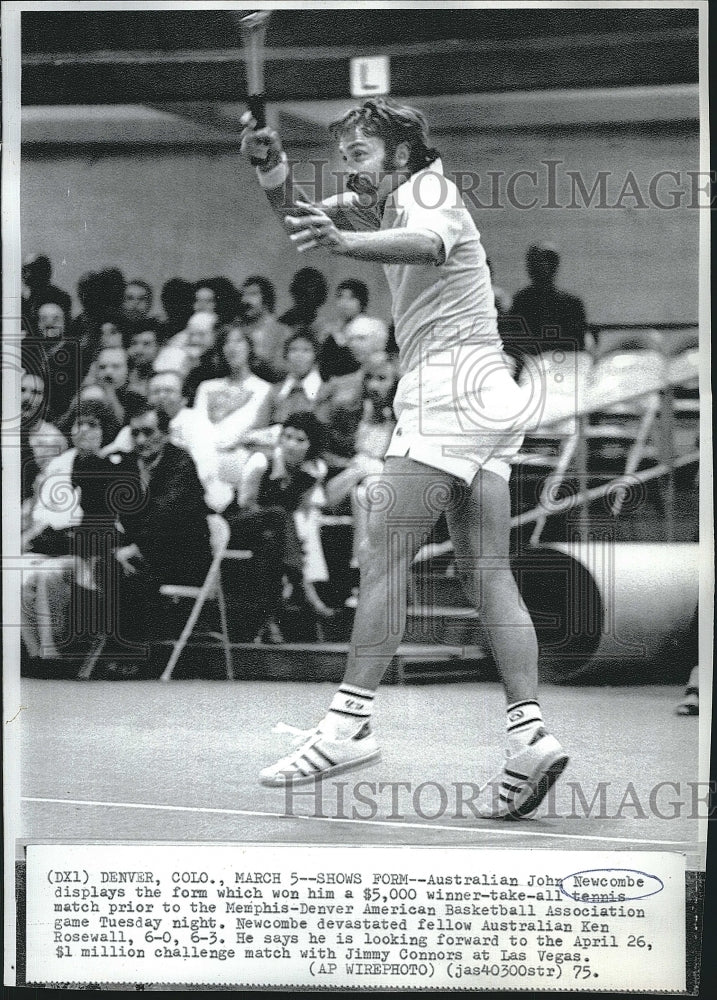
left=240, top=112, right=338, bottom=227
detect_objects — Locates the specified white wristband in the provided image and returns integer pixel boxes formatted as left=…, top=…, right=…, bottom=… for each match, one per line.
left=256, top=154, right=289, bottom=189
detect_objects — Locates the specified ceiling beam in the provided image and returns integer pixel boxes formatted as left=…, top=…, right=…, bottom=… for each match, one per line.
left=21, top=29, right=698, bottom=106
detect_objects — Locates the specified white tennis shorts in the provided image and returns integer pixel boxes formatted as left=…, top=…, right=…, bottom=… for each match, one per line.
left=385, top=345, right=530, bottom=484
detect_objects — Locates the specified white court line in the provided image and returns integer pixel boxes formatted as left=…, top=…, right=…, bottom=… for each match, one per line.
left=22, top=796, right=691, bottom=847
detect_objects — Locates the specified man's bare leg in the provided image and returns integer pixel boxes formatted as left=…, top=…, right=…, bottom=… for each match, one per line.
left=342, top=457, right=455, bottom=690
left=445, top=468, right=538, bottom=704
left=259, top=457, right=451, bottom=785
left=446, top=467, right=568, bottom=817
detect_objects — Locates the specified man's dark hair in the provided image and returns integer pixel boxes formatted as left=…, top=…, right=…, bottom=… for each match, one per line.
left=288, top=267, right=328, bottom=307
left=242, top=275, right=276, bottom=314
left=329, top=97, right=440, bottom=174
left=78, top=268, right=126, bottom=316
left=127, top=397, right=172, bottom=435
left=336, top=279, right=369, bottom=312
left=161, top=277, right=194, bottom=317
left=282, top=410, right=324, bottom=460
left=22, top=254, right=52, bottom=287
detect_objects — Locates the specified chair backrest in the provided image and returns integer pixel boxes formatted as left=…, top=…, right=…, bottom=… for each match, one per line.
left=588, top=349, right=666, bottom=415
left=207, top=514, right=231, bottom=559
left=595, top=328, right=664, bottom=360
left=661, top=327, right=699, bottom=358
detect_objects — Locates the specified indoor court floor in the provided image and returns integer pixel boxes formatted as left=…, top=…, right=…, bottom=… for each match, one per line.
left=16, top=676, right=706, bottom=869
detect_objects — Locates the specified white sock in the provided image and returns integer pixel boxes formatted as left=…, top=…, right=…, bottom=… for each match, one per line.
left=321, top=684, right=375, bottom=739
left=506, top=700, right=544, bottom=752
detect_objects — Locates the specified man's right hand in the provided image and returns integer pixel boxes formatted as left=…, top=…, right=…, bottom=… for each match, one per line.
left=239, top=111, right=284, bottom=169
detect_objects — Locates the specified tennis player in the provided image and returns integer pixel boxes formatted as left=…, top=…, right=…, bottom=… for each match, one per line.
left=240, top=98, right=568, bottom=818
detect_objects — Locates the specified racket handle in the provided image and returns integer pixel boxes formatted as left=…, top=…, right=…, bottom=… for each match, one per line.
left=248, top=94, right=266, bottom=130
left=247, top=95, right=267, bottom=165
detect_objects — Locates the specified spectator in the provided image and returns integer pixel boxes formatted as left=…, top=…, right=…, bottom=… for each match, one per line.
left=21, top=400, right=123, bottom=662
left=239, top=275, right=291, bottom=382
left=23, top=398, right=120, bottom=555
left=192, top=324, right=272, bottom=493
left=83, top=346, right=146, bottom=428
left=102, top=401, right=212, bottom=677
left=68, top=268, right=126, bottom=374
left=193, top=277, right=241, bottom=325
left=126, top=323, right=161, bottom=396
left=20, top=370, right=68, bottom=480
left=118, top=278, right=154, bottom=340
left=502, top=243, right=592, bottom=380
left=154, top=310, right=219, bottom=384
left=226, top=411, right=330, bottom=643
left=96, top=322, right=125, bottom=351
left=22, top=299, right=78, bottom=425
left=278, top=267, right=328, bottom=335
left=314, top=318, right=390, bottom=466
left=318, top=278, right=371, bottom=380
left=21, top=253, right=72, bottom=336
left=144, top=369, right=233, bottom=513
left=160, top=277, right=195, bottom=339
left=246, top=329, right=324, bottom=453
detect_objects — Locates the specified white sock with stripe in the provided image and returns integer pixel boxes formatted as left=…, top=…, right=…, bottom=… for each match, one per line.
left=506, top=700, right=544, bottom=752
left=321, top=684, right=375, bottom=740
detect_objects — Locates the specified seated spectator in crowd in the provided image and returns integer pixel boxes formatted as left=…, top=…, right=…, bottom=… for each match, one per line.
left=193, top=276, right=241, bottom=325
left=21, top=400, right=123, bottom=661
left=191, top=324, right=272, bottom=494
left=244, top=329, right=324, bottom=452
left=239, top=275, right=291, bottom=383
left=226, top=411, right=330, bottom=644
left=315, top=317, right=390, bottom=466
left=102, top=369, right=234, bottom=513
left=20, top=370, right=67, bottom=535
left=271, top=329, right=323, bottom=422
left=278, top=267, right=328, bottom=337
left=502, top=242, right=592, bottom=380
left=96, top=321, right=125, bottom=351
left=118, top=278, right=155, bottom=340
left=22, top=298, right=78, bottom=425
left=324, top=354, right=399, bottom=582
left=23, top=399, right=120, bottom=559
left=182, top=317, right=227, bottom=404
left=126, top=322, right=161, bottom=396
left=21, top=369, right=69, bottom=477
left=160, top=277, right=195, bottom=340
left=155, top=310, right=218, bottom=378
left=21, top=253, right=72, bottom=337
left=68, top=268, right=126, bottom=375
left=101, top=401, right=212, bottom=677
left=83, top=346, right=146, bottom=429
left=318, top=279, right=378, bottom=380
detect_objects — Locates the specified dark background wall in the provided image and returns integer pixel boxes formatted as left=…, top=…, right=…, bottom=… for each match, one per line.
left=21, top=122, right=699, bottom=326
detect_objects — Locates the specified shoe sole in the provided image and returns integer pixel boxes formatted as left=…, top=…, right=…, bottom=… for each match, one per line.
left=260, top=749, right=381, bottom=787
left=507, top=751, right=570, bottom=819
left=480, top=750, right=569, bottom=820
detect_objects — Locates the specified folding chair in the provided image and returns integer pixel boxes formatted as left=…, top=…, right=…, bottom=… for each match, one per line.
left=583, top=347, right=665, bottom=516
left=512, top=350, right=589, bottom=545
left=159, top=514, right=251, bottom=681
